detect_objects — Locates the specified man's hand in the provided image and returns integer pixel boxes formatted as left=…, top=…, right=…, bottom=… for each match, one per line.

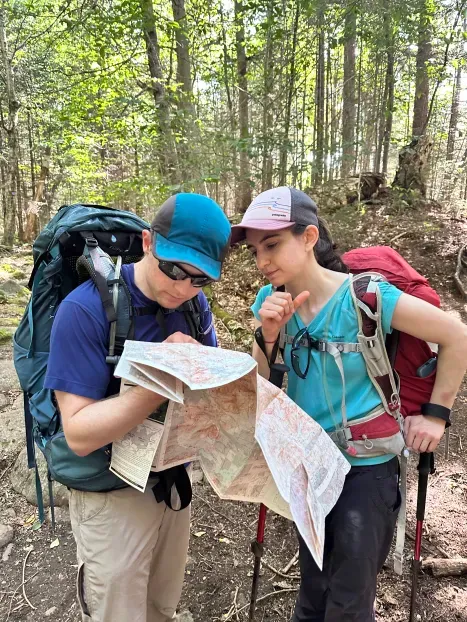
left=164, top=331, right=199, bottom=345
left=404, top=415, right=446, bottom=453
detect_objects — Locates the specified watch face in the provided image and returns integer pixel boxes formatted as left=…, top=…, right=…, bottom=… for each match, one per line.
left=149, top=400, right=169, bottom=424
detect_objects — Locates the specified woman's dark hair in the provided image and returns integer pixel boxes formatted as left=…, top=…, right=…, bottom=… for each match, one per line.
left=292, top=218, right=349, bottom=274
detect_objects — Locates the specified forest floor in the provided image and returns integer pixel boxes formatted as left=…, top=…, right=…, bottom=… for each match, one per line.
left=0, top=194, right=466, bottom=621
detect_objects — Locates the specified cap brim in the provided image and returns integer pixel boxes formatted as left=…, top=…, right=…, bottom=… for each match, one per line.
left=154, top=234, right=221, bottom=280
left=230, top=220, right=295, bottom=245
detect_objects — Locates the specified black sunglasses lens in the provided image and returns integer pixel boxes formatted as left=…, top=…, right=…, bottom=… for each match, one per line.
left=291, top=329, right=311, bottom=379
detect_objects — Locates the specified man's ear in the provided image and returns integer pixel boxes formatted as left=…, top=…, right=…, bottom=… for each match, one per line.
left=304, top=225, right=319, bottom=251
left=142, top=229, right=152, bottom=254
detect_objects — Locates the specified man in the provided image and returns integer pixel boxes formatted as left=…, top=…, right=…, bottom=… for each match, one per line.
left=44, top=193, right=231, bottom=622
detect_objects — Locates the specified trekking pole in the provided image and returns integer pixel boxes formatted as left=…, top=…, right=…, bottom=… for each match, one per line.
left=248, top=362, right=289, bottom=622
left=409, top=451, right=435, bottom=622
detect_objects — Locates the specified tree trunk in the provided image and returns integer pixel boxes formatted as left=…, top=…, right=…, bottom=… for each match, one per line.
left=27, top=109, right=36, bottom=196
left=219, top=2, right=237, bottom=211
left=171, top=0, right=192, bottom=103
left=341, top=6, right=356, bottom=177
left=393, top=134, right=433, bottom=196
left=279, top=0, right=299, bottom=186
left=261, top=1, right=274, bottom=191
left=139, top=0, right=178, bottom=187
left=412, top=0, right=431, bottom=139
left=25, top=146, right=51, bottom=242
left=446, top=64, right=462, bottom=164
left=382, top=3, right=395, bottom=176
left=235, top=0, right=252, bottom=212
left=393, top=0, right=433, bottom=197
left=0, top=129, right=6, bottom=224
left=0, top=7, right=19, bottom=246
left=314, top=7, right=325, bottom=186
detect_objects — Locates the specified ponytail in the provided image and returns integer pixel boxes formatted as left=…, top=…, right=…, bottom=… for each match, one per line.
left=292, top=218, right=349, bottom=274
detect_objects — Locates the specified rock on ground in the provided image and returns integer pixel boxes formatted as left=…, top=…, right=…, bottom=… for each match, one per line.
left=10, top=447, right=69, bottom=508
left=0, top=359, right=20, bottom=391
left=0, top=523, right=14, bottom=548
left=0, top=394, right=25, bottom=462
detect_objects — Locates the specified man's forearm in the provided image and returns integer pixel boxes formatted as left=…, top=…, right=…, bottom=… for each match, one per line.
left=64, top=386, right=167, bottom=457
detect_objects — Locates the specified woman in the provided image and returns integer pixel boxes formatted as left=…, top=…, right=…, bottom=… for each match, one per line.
left=230, top=186, right=467, bottom=622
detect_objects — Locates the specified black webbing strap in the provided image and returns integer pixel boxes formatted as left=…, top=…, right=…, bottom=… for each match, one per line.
left=92, top=270, right=117, bottom=323
left=133, top=304, right=161, bottom=317
left=151, top=465, right=192, bottom=510
left=23, top=392, right=35, bottom=469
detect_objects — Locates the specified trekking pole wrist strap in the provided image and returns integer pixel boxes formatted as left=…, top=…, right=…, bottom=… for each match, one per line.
left=254, top=326, right=280, bottom=365
left=421, top=402, right=452, bottom=428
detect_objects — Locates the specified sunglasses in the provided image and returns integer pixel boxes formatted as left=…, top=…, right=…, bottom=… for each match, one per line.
left=290, top=327, right=318, bottom=379
left=156, top=258, right=214, bottom=288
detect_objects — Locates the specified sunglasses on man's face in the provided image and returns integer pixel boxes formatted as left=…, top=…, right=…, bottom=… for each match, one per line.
left=156, top=258, right=214, bottom=288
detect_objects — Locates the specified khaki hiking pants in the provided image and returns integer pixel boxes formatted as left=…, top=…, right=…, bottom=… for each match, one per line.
left=69, top=485, right=190, bottom=622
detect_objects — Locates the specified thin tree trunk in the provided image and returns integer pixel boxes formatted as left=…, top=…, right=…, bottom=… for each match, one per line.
left=279, top=0, right=299, bottom=186
left=235, top=0, right=252, bottom=212
left=27, top=110, right=35, bottom=196
left=171, top=0, right=192, bottom=103
left=354, top=24, right=363, bottom=174
left=0, top=129, right=6, bottom=223
left=17, top=164, right=24, bottom=242
left=261, top=1, right=274, bottom=191
left=382, top=2, right=395, bottom=176
left=341, top=5, right=356, bottom=177
left=25, top=146, right=51, bottom=242
left=314, top=9, right=325, bottom=185
left=0, top=6, right=19, bottom=246
left=139, top=0, right=178, bottom=187
left=219, top=3, right=237, bottom=207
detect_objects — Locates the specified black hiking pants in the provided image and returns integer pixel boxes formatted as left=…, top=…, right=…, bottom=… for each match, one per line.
left=292, top=456, right=400, bottom=622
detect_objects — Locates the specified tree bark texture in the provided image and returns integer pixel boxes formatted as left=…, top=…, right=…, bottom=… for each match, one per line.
left=341, top=7, right=356, bottom=177
left=279, top=0, right=299, bottom=186
left=139, top=0, right=178, bottom=186
left=382, top=2, right=395, bottom=176
left=412, top=0, right=431, bottom=138
left=25, top=146, right=51, bottom=242
left=314, top=8, right=325, bottom=185
left=0, top=7, right=19, bottom=246
left=235, top=0, right=252, bottom=212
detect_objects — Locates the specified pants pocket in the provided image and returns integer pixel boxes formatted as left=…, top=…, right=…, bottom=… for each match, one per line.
left=77, top=562, right=91, bottom=620
left=371, top=468, right=401, bottom=516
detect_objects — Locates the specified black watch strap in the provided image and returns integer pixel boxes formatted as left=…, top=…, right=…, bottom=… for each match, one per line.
left=421, top=403, right=452, bottom=428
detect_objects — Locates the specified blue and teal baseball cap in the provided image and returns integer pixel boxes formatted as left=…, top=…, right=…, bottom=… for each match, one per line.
left=151, top=193, right=231, bottom=280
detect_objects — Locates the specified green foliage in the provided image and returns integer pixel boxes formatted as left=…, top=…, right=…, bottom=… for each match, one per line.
left=0, top=0, right=464, bottom=223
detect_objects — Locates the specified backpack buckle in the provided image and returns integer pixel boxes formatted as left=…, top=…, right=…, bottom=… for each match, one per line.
left=85, top=236, right=98, bottom=248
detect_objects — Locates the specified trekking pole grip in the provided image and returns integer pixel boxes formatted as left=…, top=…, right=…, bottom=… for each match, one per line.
left=416, top=452, right=434, bottom=520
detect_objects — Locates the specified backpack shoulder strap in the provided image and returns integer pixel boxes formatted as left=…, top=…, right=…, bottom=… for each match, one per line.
left=76, top=246, right=133, bottom=366
left=349, top=273, right=401, bottom=415
left=179, top=296, right=205, bottom=343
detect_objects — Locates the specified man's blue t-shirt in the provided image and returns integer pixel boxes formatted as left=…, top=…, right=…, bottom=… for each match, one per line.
left=45, top=263, right=217, bottom=399
left=251, top=277, right=403, bottom=466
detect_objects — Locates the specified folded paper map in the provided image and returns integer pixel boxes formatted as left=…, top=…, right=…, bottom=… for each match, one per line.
left=110, top=341, right=350, bottom=568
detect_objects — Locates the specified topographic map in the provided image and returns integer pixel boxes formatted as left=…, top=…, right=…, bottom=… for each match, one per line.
left=110, top=341, right=350, bottom=568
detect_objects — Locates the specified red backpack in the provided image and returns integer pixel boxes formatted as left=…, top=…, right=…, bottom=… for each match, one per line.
left=342, top=246, right=440, bottom=420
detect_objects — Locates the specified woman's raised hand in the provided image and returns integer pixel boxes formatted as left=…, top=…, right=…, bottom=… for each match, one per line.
left=259, top=290, right=310, bottom=342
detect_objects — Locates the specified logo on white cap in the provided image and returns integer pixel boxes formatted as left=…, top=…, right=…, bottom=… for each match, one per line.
left=245, top=187, right=292, bottom=222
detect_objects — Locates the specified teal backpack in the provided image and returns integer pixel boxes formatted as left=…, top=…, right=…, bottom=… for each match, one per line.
left=13, top=203, right=203, bottom=525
